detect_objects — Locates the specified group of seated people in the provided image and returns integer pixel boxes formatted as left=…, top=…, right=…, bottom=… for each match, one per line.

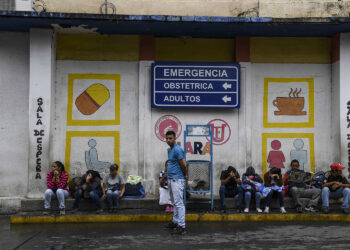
left=43, top=161, right=125, bottom=215
left=219, top=160, right=350, bottom=214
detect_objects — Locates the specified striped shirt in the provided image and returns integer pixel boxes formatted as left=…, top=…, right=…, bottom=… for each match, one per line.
left=46, top=171, right=69, bottom=191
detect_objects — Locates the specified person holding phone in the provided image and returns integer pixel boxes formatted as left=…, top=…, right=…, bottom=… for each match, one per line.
left=72, top=170, right=103, bottom=214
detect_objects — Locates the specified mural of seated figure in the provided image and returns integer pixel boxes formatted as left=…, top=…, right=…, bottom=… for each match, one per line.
left=85, top=139, right=110, bottom=172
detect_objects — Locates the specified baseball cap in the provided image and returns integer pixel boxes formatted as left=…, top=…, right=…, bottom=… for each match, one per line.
left=330, top=163, right=345, bottom=171
left=110, top=164, right=119, bottom=171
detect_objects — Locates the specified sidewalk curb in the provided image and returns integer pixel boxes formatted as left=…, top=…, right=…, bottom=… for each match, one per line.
left=10, top=213, right=350, bottom=224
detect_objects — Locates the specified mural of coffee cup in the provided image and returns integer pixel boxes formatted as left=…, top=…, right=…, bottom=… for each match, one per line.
left=272, top=88, right=307, bottom=116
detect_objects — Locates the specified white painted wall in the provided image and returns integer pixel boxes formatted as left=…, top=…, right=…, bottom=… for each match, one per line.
left=0, top=31, right=29, bottom=197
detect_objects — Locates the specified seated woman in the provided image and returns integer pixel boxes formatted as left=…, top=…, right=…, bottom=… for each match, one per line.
left=72, top=170, right=103, bottom=214
left=159, top=160, right=173, bottom=213
left=102, top=164, right=125, bottom=212
left=241, top=166, right=263, bottom=213
left=43, top=161, right=69, bottom=215
left=264, top=167, right=286, bottom=214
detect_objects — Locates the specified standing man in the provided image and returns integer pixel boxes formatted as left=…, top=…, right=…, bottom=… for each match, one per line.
left=165, top=130, right=187, bottom=235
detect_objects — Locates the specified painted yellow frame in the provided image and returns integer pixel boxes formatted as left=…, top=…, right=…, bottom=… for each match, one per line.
left=67, top=74, right=120, bottom=126
left=262, top=133, right=315, bottom=175
left=64, top=131, right=120, bottom=176
left=263, top=78, right=314, bottom=128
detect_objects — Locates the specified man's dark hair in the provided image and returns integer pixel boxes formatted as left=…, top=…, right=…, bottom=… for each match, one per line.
left=166, top=130, right=176, bottom=137
left=227, top=166, right=236, bottom=173
left=291, top=159, right=299, bottom=165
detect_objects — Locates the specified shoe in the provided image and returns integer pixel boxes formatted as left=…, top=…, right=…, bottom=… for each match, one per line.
left=220, top=205, right=227, bottom=212
left=96, top=209, right=103, bottom=214
left=165, top=206, right=171, bottom=212
left=305, top=206, right=317, bottom=213
left=280, top=207, right=287, bottom=214
left=72, top=209, right=79, bottom=214
left=236, top=208, right=242, bottom=213
left=244, top=208, right=249, bottom=213
left=342, top=208, right=350, bottom=214
left=256, top=208, right=262, bottom=213
left=170, top=206, right=174, bottom=212
left=296, top=206, right=303, bottom=213
left=165, top=221, right=178, bottom=229
left=174, top=227, right=186, bottom=235
left=322, top=207, right=329, bottom=214
left=59, top=208, right=65, bottom=216
left=43, top=209, right=51, bottom=215
left=264, top=207, right=269, bottom=213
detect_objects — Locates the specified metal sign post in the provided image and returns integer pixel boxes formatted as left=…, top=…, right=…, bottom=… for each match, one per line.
left=183, top=124, right=214, bottom=210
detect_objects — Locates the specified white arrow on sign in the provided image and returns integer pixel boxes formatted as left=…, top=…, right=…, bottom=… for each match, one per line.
left=222, top=82, right=232, bottom=90
left=222, top=95, right=232, bottom=103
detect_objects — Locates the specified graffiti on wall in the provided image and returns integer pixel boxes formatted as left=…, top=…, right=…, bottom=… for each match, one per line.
left=67, top=74, right=120, bottom=126
left=155, top=115, right=182, bottom=142
left=263, top=78, right=314, bottom=128
left=34, top=97, right=44, bottom=179
left=263, top=133, right=315, bottom=174
left=65, top=131, right=119, bottom=176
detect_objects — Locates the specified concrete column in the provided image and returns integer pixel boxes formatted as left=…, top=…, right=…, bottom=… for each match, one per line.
left=27, top=28, right=56, bottom=198
left=138, top=35, right=155, bottom=195
left=339, top=33, right=350, bottom=178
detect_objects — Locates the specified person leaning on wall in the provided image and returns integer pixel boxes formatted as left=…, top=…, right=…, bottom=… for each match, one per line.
left=43, top=161, right=69, bottom=216
left=102, top=164, right=125, bottom=213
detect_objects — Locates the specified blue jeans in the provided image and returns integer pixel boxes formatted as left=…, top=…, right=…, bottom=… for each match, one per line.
left=106, top=190, right=121, bottom=209
left=219, top=186, right=243, bottom=207
left=44, top=189, right=69, bottom=209
left=73, top=188, right=103, bottom=210
left=266, top=190, right=284, bottom=207
left=168, top=178, right=186, bottom=228
left=244, top=191, right=262, bottom=209
left=322, top=187, right=350, bottom=209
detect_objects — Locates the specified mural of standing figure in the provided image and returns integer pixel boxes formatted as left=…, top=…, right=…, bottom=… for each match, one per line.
left=85, top=139, right=110, bottom=172
left=267, top=140, right=285, bottom=169
left=290, top=138, right=308, bottom=171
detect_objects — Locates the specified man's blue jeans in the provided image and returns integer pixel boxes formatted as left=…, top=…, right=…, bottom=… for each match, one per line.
left=73, top=188, right=103, bottom=210
left=168, top=178, right=186, bottom=228
left=219, top=186, right=243, bottom=207
left=322, top=187, right=350, bottom=209
left=106, top=190, right=121, bottom=209
left=244, top=191, right=262, bottom=209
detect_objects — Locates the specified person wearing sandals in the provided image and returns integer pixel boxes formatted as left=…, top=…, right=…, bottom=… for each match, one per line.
left=43, top=161, right=69, bottom=215
left=159, top=160, right=174, bottom=213
left=102, top=164, right=125, bottom=212
left=241, top=166, right=264, bottom=213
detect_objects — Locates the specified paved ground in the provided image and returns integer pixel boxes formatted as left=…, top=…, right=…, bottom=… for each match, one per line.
left=2, top=216, right=350, bottom=249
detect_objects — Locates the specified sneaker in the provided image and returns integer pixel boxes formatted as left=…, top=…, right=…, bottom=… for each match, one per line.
left=174, top=227, right=186, bottom=235
left=165, top=221, right=178, bottom=229
left=244, top=208, right=249, bottom=213
left=43, top=209, right=51, bottom=215
left=59, top=208, right=65, bottom=216
left=220, top=205, right=227, bottom=212
left=296, top=206, right=303, bottom=213
left=280, top=207, right=287, bottom=214
left=342, top=208, right=350, bottom=214
left=170, top=206, right=174, bottom=212
left=264, top=207, right=269, bottom=213
left=305, top=206, right=318, bottom=213
left=96, top=209, right=103, bottom=214
left=165, top=206, right=171, bottom=212
left=236, top=208, right=242, bottom=213
left=256, top=208, right=262, bottom=213
left=322, top=207, right=329, bottom=214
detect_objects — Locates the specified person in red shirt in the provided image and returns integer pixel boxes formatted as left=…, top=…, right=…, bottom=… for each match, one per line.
left=43, top=161, right=69, bottom=215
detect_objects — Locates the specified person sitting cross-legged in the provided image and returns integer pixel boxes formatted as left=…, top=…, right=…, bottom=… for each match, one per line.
left=284, top=159, right=320, bottom=213
left=241, top=166, right=264, bottom=213
left=219, top=166, right=243, bottom=212
left=322, top=163, right=350, bottom=214
left=102, top=164, right=125, bottom=213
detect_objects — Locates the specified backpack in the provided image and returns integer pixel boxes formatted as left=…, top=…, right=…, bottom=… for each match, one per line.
left=311, top=171, right=325, bottom=189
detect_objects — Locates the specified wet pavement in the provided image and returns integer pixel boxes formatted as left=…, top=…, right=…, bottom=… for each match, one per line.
left=2, top=216, right=350, bottom=249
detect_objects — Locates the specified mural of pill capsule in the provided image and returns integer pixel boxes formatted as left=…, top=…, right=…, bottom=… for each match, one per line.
left=75, top=83, right=110, bottom=115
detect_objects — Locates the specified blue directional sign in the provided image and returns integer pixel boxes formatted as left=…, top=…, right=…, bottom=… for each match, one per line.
left=151, top=62, right=240, bottom=108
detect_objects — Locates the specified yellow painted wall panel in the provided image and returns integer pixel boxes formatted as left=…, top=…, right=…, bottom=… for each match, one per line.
left=57, top=34, right=139, bottom=61
left=250, top=37, right=331, bottom=63
left=155, top=38, right=234, bottom=62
